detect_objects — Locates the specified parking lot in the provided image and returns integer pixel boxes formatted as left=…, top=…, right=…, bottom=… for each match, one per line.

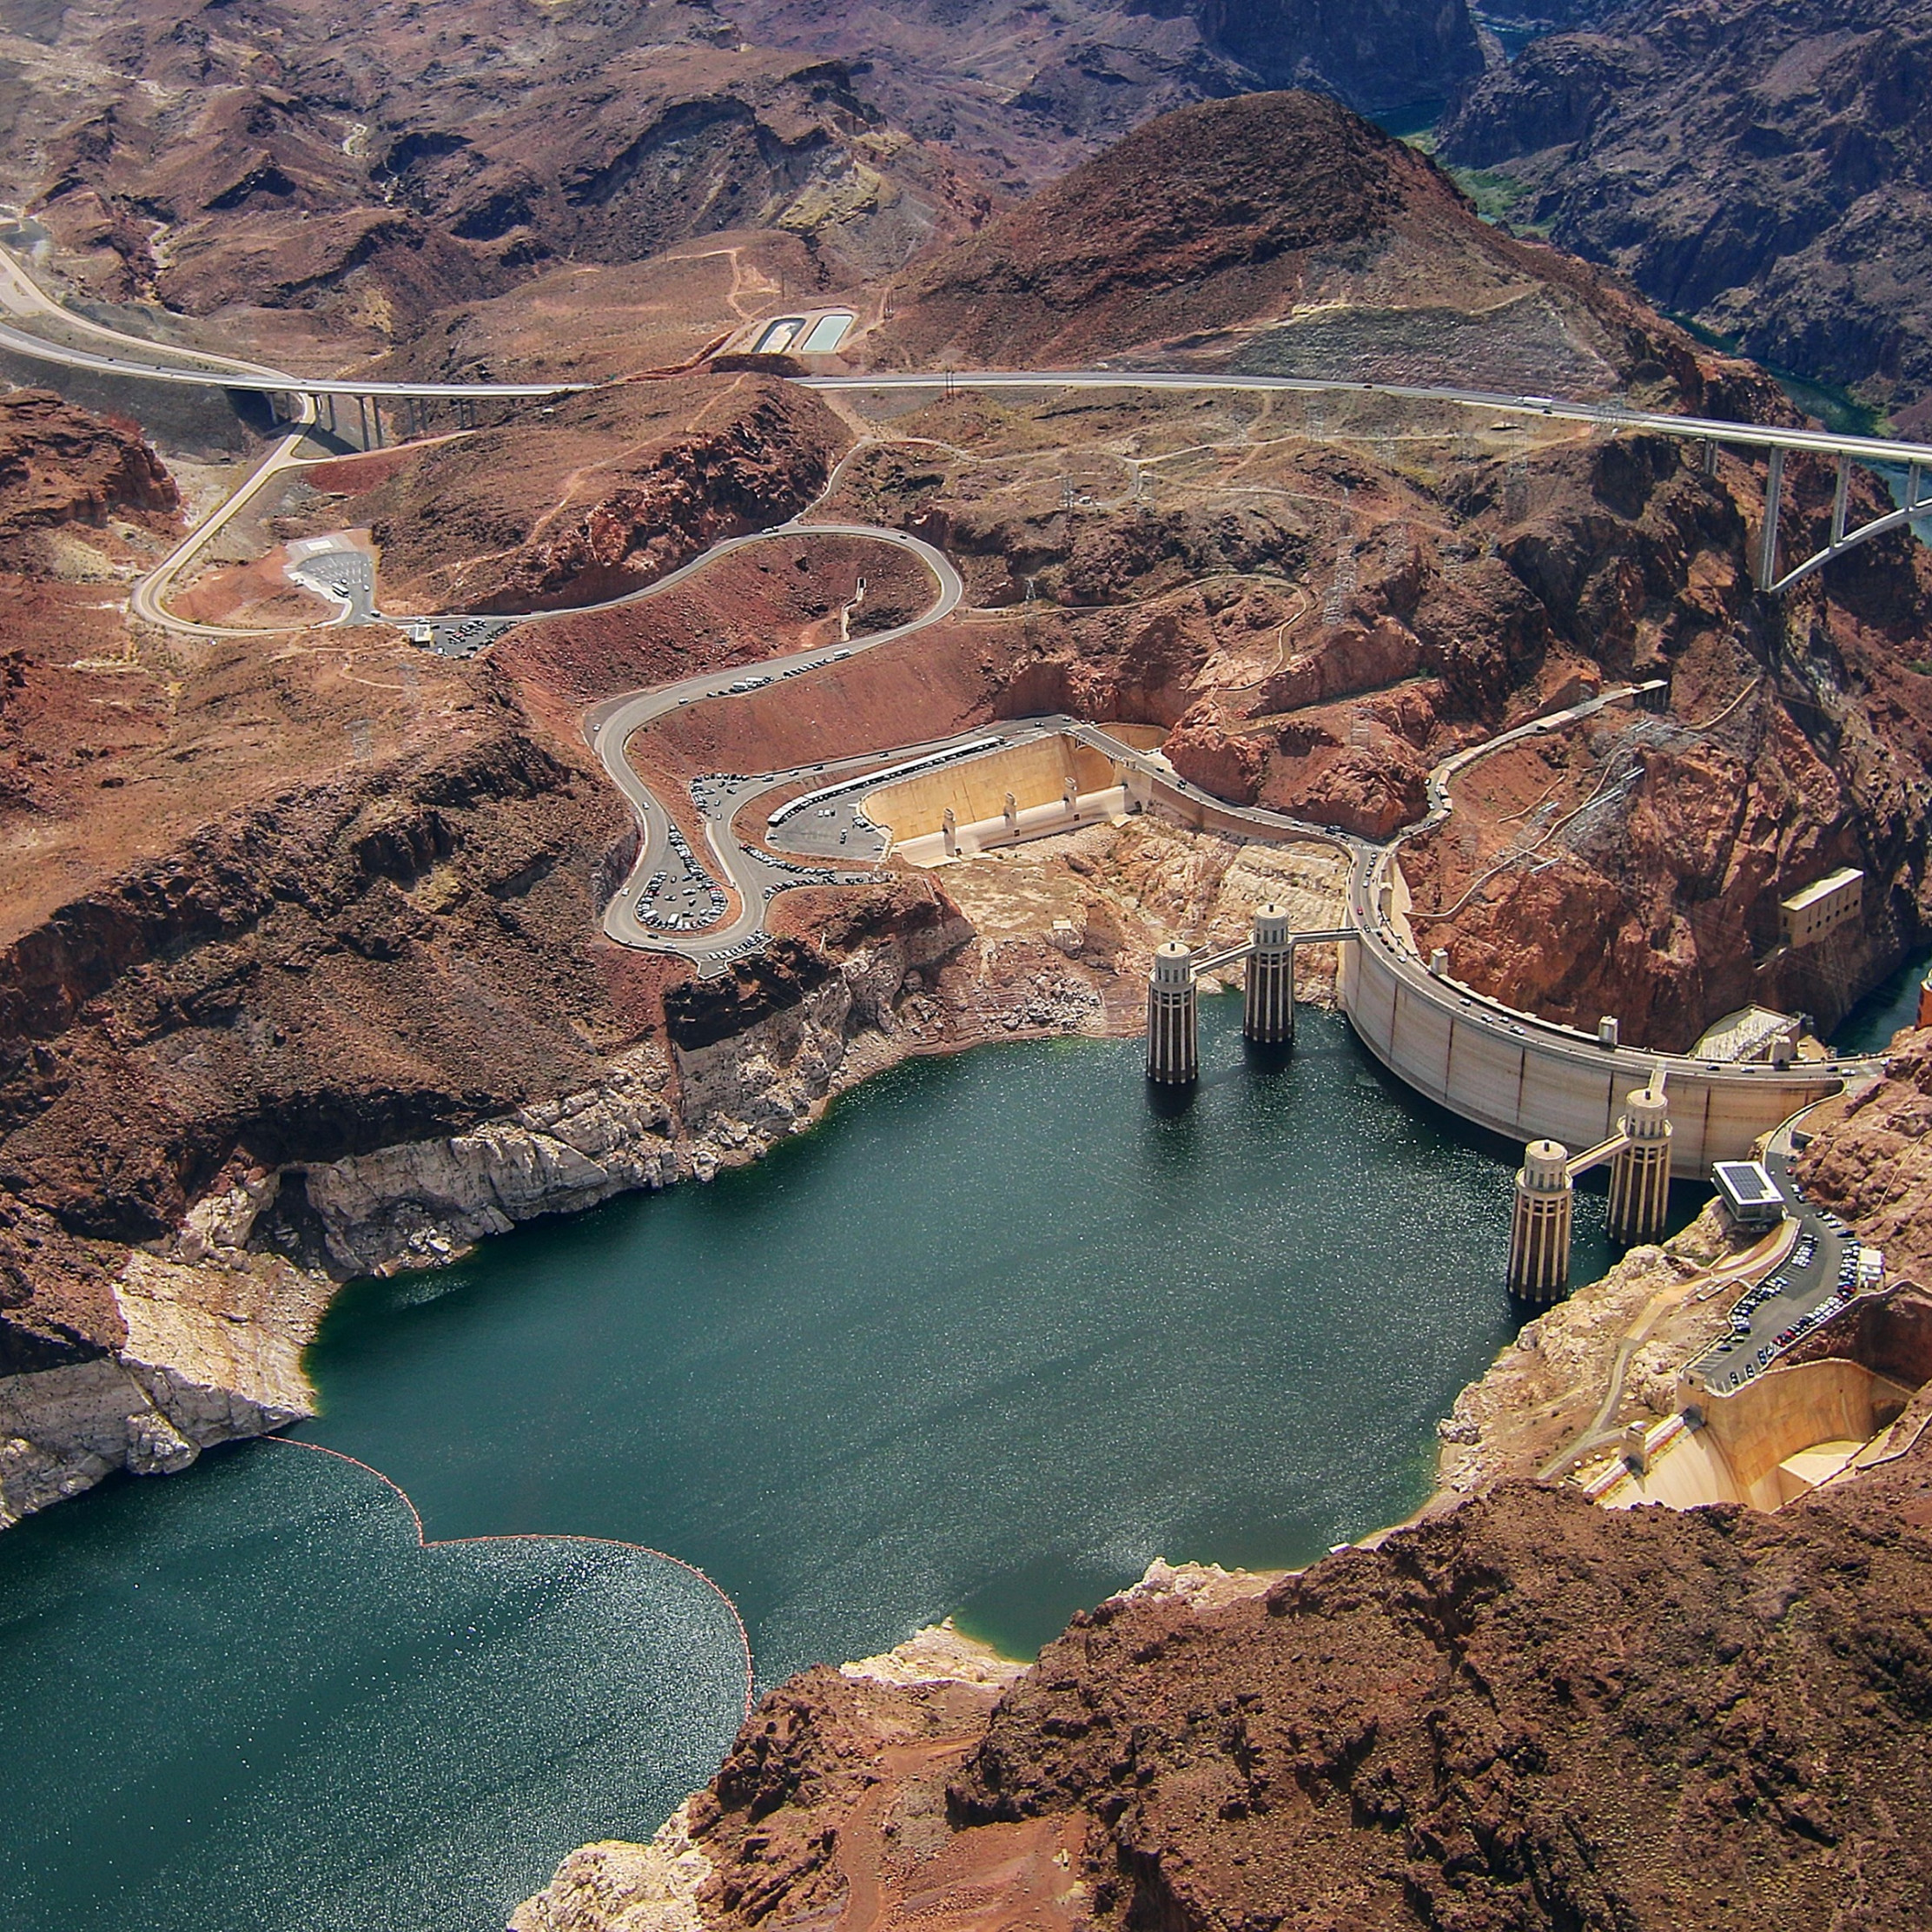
left=1689, top=1142, right=1872, bottom=1395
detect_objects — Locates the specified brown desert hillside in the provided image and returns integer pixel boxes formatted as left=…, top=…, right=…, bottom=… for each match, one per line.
left=724, top=0, right=1488, bottom=184
left=1439, top=0, right=1932, bottom=430
left=0, top=387, right=176, bottom=564
left=317, top=373, right=850, bottom=612
left=863, top=90, right=1743, bottom=400
left=519, top=1431, right=1932, bottom=1931
left=0, top=0, right=984, bottom=348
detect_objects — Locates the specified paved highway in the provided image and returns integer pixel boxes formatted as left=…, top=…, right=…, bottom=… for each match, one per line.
left=3, top=226, right=1926, bottom=457
left=0, top=235, right=314, bottom=387
left=128, top=420, right=332, bottom=635
left=584, top=522, right=963, bottom=971
left=0, top=309, right=586, bottom=400
left=808, top=370, right=1932, bottom=472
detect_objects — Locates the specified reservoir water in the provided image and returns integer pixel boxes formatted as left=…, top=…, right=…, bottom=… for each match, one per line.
left=3, top=1002, right=1664, bottom=1929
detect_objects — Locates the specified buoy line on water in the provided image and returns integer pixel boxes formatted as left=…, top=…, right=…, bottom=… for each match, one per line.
left=267, top=1438, right=756, bottom=1720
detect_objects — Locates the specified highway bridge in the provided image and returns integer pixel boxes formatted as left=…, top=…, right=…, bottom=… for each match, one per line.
left=3, top=236, right=1929, bottom=584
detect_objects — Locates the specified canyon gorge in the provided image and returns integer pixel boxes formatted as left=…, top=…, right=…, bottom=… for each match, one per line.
left=0, top=28, right=1929, bottom=1932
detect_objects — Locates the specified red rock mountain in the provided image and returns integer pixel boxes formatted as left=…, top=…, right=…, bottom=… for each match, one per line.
left=1439, top=0, right=1932, bottom=430
left=544, top=1431, right=1932, bottom=1931
left=0, top=388, right=176, bottom=564
left=865, top=89, right=1748, bottom=401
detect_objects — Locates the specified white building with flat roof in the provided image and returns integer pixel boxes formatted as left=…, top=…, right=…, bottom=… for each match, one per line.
left=1713, top=1160, right=1785, bottom=1228
left=1781, top=867, right=1863, bottom=947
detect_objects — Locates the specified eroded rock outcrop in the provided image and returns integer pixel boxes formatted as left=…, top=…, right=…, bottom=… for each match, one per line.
left=354, top=375, right=850, bottom=614
left=0, top=388, right=177, bottom=568
left=1439, top=0, right=1932, bottom=427
left=520, top=1426, right=1932, bottom=1931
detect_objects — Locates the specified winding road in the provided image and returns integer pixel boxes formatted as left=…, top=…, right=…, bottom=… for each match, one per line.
left=0, top=236, right=1909, bottom=1089
left=581, top=522, right=962, bottom=965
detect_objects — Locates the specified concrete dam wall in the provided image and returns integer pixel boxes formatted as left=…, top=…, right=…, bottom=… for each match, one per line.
left=1334, top=846, right=1858, bottom=1175
left=1335, top=925, right=1850, bottom=1174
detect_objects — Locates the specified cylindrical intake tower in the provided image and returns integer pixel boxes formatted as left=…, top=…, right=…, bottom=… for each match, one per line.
left=1146, top=941, right=1199, bottom=1084
left=1244, top=903, right=1294, bottom=1044
left=1607, top=1082, right=1673, bottom=1245
left=1507, top=1139, right=1575, bottom=1302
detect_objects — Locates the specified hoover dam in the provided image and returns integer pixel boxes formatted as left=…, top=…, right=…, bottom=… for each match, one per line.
left=3, top=46, right=1932, bottom=1932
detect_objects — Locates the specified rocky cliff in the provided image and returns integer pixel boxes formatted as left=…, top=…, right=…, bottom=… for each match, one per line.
left=0, top=387, right=176, bottom=566
left=1439, top=0, right=1932, bottom=429
left=724, top=0, right=1487, bottom=186
left=330, top=373, right=850, bottom=613
left=517, top=1419, right=1932, bottom=1930
left=1393, top=436, right=1932, bottom=1047
left=1798, top=1025, right=1932, bottom=1282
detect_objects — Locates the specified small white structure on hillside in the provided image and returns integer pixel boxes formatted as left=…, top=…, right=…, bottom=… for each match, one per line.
left=1781, top=867, right=1863, bottom=947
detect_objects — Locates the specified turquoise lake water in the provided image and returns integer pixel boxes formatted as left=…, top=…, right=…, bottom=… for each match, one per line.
left=3, top=1002, right=1684, bottom=1929
left=1835, top=948, right=1931, bottom=1055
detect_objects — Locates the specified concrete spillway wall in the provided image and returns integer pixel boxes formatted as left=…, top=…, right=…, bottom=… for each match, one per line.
left=1336, top=910, right=1853, bottom=1176
left=1608, top=1357, right=1915, bottom=1512
left=865, top=736, right=1115, bottom=844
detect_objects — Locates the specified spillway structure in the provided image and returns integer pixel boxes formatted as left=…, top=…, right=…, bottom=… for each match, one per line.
left=1505, top=1070, right=1676, bottom=1299
left=1145, top=904, right=1355, bottom=1082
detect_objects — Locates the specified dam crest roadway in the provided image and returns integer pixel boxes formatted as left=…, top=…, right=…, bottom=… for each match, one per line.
left=0, top=252, right=1889, bottom=1188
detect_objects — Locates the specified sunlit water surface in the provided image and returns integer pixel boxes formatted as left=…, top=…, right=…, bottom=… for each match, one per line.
left=6, top=1002, right=1683, bottom=1929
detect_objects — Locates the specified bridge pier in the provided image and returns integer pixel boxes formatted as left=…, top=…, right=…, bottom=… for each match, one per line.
left=1607, top=1079, right=1673, bottom=1245
left=1507, top=1139, right=1574, bottom=1302
left=1146, top=941, right=1199, bottom=1085
left=1756, top=446, right=1785, bottom=590
left=1243, top=903, right=1294, bottom=1044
